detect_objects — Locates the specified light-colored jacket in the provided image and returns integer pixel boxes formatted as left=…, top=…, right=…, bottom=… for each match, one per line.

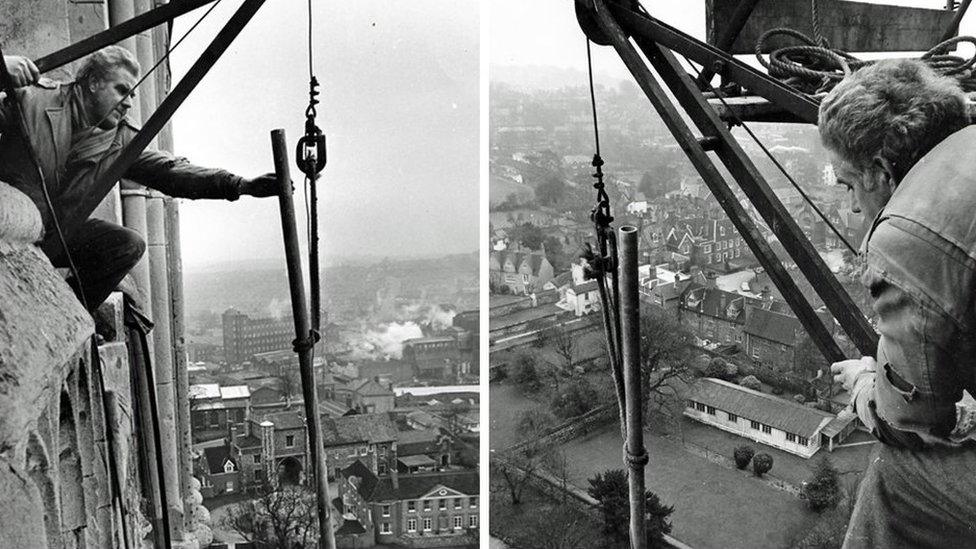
left=0, top=80, right=244, bottom=243
left=854, top=125, right=976, bottom=447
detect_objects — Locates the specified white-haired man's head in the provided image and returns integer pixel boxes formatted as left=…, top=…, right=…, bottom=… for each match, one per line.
left=75, top=46, right=141, bottom=130
left=819, top=59, right=969, bottom=220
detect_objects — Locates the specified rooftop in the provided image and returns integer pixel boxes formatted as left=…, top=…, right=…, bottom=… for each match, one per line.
left=322, top=412, right=398, bottom=446
left=370, top=470, right=479, bottom=502
left=686, top=378, right=834, bottom=437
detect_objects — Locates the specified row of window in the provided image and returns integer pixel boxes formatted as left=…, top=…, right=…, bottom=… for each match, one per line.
left=400, top=515, right=478, bottom=533
left=404, top=497, right=478, bottom=513
left=689, top=401, right=809, bottom=446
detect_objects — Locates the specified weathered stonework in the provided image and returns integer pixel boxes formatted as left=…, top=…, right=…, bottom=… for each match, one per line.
left=0, top=182, right=148, bottom=547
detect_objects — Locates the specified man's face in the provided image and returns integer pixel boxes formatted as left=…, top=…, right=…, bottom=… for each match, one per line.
left=85, top=67, right=138, bottom=130
left=828, top=149, right=894, bottom=222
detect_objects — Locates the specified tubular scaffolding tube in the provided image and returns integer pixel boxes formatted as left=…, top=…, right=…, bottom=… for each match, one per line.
left=271, top=129, right=337, bottom=549
left=619, top=226, right=647, bottom=549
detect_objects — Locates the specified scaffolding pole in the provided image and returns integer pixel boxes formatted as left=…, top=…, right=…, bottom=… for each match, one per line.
left=619, top=225, right=647, bottom=549
left=270, top=128, right=336, bottom=549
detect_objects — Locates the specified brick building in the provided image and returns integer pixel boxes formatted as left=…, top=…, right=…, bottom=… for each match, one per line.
left=678, top=285, right=759, bottom=346
left=321, top=412, right=400, bottom=479
left=402, top=336, right=460, bottom=379
left=189, top=383, right=250, bottom=443
left=222, top=308, right=295, bottom=365
left=337, top=463, right=479, bottom=547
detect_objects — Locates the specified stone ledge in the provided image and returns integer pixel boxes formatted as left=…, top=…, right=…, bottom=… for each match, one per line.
left=0, top=182, right=42, bottom=253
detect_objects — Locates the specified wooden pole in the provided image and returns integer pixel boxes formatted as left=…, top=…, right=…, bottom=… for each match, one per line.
left=271, top=129, right=336, bottom=549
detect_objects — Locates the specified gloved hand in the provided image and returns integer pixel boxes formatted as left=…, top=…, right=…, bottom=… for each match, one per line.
left=831, top=356, right=876, bottom=392
left=3, top=55, right=39, bottom=88
left=239, top=172, right=282, bottom=198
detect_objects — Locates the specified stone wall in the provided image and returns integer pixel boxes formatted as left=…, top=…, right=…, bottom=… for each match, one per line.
left=0, top=181, right=150, bottom=547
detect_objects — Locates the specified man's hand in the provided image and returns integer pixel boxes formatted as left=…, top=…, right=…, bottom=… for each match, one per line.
left=239, top=173, right=282, bottom=198
left=3, top=56, right=39, bottom=88
left=831, top=356, right=876, bottom=392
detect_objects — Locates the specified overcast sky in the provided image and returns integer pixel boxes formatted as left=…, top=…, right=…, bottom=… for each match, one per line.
left=170, top=0, right=479, bottom=271
left=489, top=0, right=965, bottom=79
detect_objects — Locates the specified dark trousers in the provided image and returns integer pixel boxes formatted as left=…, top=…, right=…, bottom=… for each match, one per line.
left=42, top=218, right=146, bottom=311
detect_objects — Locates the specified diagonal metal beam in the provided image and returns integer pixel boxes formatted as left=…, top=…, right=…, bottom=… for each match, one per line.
left=607, top=4, right=820, bottom=123
left=633, top=35, right=879, bottom=358
left=35, top=0, right=218, bottom=73
left=61, top=0, right=266, bottom=231
left=696, top=0, right=760, bottom=87
left=589, top=0, right=847, bottom=363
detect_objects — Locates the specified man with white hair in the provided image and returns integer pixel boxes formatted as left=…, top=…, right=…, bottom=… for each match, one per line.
left=0, top=47, right=277, bottom=311
left=821, top=59, right=976, bottom=547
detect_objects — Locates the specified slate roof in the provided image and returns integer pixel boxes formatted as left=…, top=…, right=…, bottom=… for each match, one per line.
left=203, top=445, right=234, bottom=475
left=397, top=429, right=441, bottom=456
left=256, top=410, right=306, bottom=430
left=351, top=378, right=393, bottom=397
left=686, top=378, right=833, bottom=437
left=342, top=459, right=379, bottom=500
left=369, top=471, right=479, bottom=502
left=398, top=455, right=437, bottom=467
left=744, top=307, right=802, bottom=345
left=571, top=280, right=598, bottom=294
left=322, top=412, right=398, bottom=446
left=336, top=519, right=367, bottom=535
left=681, top=286, right=752, bottom=323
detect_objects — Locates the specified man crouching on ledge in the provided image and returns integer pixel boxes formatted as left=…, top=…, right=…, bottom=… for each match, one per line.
left=0, top=46, right=278, bottom=312
left=821, top=58, right=976, bottom=548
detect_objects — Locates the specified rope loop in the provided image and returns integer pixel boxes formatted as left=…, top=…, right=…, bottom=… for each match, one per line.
left=623, top=443, right=650, bottom=468
left=292, top=329, right=320, bottom=354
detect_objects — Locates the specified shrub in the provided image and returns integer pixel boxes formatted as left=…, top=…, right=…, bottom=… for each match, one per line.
left=551, top=379, right=599, bottom=419
left=794, top=394, right=806, bottom=404
left=705, top=358, right=737, bottom=381
left=739, top=375, right=762, bottom=391
left=753, top=453, right=773, bottom=477
left=802, top=457, right=842, bottom=512
left=733, top=445, right=755, bottom=470
left=511, top=353, right=542, bottom=393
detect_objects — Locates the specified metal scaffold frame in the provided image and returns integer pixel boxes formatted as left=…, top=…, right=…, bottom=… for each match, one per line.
left=577, top=0, right=885, bottom=367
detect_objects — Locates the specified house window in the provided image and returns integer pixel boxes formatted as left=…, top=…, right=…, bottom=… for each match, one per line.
left=252, top=454, right=261, bottom=464
left=469, top=515, right=478, bottom=528
left=705, top=405, right=716, bottom=415
left=407, top=518, right=417, bottom=532
left=225, top=481, right=234, bottom=493
left=381, top=522, right=391, bottom=534
left=727, top=412, right=738, bottom=422
left=695, top=402, right=706, bottom=412
left=454, top=498, right=462, bottom=509
left=359, top=446, right=368, bottom=456
left=439, top=499, right=447, bottom=510
left=285, top=435, right=295, bottom=448
left=423, top=500, right=431, bottom=511
left=786, top=433, right=796, bottom=442
left=378, top=461, right=388, bottom=475
left=423, top=518, right=432, bottom=532
left=408, top=501, right=416, bottom=512
left=750, top=420, right=760, bottom=430
left=454, top=515, right=463, bottom=529
left=762, top=425, right=772, bottom=434
left=469, top=497, right=477, bottom=508
left=798, top=436, right=809, bottom=446
left=223, top=460, right=235, bottom=473
left=382, top=505, right=391, bottom=517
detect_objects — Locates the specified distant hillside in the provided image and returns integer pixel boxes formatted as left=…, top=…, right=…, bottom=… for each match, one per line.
left=183, top=252, right=478, bottom=317
left=490, top=64, right=625, bottom=92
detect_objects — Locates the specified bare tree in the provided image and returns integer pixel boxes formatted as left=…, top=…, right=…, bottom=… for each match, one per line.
left=539, top=325, right=577, bottom=389
left=545, top=448, right=573, bottom=503
left=640, top=307, right=695, bottom=415
left=221, top=484, right=319, bottom=548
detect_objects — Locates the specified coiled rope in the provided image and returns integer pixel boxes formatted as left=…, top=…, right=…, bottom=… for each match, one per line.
left=755, top=0, right=976, bottom=94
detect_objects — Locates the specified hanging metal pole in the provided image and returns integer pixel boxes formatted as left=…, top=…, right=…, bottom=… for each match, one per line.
left=271, top=128, right=336, bottom=549
left=619, top=225, right=647, bottom=549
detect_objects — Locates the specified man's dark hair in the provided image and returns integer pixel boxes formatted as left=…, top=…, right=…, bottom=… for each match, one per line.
left=819, top=59, right=970, bottom=182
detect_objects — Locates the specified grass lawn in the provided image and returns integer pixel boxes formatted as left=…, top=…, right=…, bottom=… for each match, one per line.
left=489, top=381, right=550, bottom=450
left=559, top=425, right=821, bottom=549
left=672, top=416, right=877, bottom=488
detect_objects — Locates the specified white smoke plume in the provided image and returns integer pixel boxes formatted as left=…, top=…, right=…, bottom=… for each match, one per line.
left=352, top=321, right=424, bottom=359
left=426, top=304, right=456, bottom=331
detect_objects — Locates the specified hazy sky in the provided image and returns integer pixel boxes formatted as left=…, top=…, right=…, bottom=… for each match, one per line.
left=170, top=0, right=479, bottom=270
